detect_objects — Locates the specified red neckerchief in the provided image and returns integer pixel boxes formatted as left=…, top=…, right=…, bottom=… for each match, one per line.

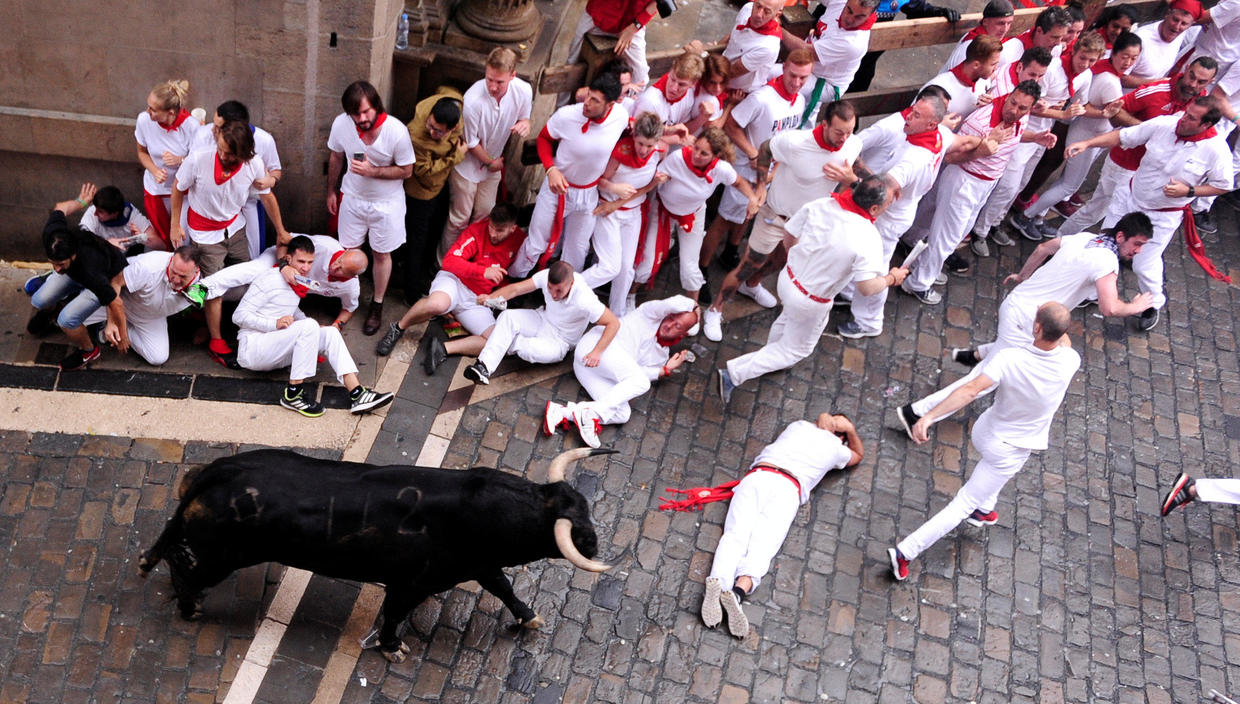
left=355, top=112, right=388, bottom=139
left=1006, top=61, right=1020, bottom=87
left=581, top=104, right=615, bottom=133
left=812, top=123, right=843, bottom=151
left=159, top=109, right=192, bottom=133
left=652, top=74, right=689, bottom=104
left=1178, top=124, right=1219, bottom=143
left=900, top=107, right=913, bottom=119
left=681, top=146, right=718, bottom=182
left=327, top=249, right=350, bottom=282
left=1016, top=29, right=1036, bottom=50
left=213, top=153, right=239, bottom=186
left=989, top=92, right=1009, bottom=128
left=1093, top=57, right=1119, bottom=76
left=906, top=127, right=943, bottom=153
left=950, top=62, right=979, bottom=88
left=839, top=10, right=877, bottom=31
left=1096, top=27, right=1114, bottom=50
left=1062, top=53, right=1085, bottom=99
left=738, top=13, right=782, bottom=37
left=767, top=77, right=798, bottom=106
left=832, top=189, right=875, bottom=222
left=612, top=135, right=662, bottom=168
left=961, top=26, right=988, bottom=42
left=656, top=331, right=684, bottom=347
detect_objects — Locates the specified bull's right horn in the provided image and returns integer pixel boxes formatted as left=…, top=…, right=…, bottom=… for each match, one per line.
left=554, top=518, right=611, bottom=572
left=546, top=447, right=617, bottom=483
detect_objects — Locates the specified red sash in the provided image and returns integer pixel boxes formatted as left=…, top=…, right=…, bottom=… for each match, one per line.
left=538, top=178, right=602, bottom=271
left=1156, top=203, right=1232, bottom=283
left=658, top=464, right=801, bottom=511
left=187, top=207, right=239, bottom=233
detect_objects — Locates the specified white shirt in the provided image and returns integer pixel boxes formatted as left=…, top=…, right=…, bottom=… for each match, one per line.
left=456, top=77, right=533, bottom=183
left=974, top=343, right=1081, bottom=450
left=80, top=205, right=152, bottom=245
left=656, top=148, right=738, bottom=216
left=1130, top=21, right=1187, bottom=80
left=1008, top=232, right=1118, bottom=314
left=326, top=113, right=415, bottom=202
left=531, top=270, right=607, bottom=345
left=729, top=84, right=805, bottom=170
left=192, top=124, right=283, bottom=177
left=544, top=103, right=630, bottom=186
left=784, top=196, right=886, bottom=299
left=121, top=251, right=197, bottom=321
left=600, top=145, right=665, bottom=207
left=1031, top=58, right=1087, bottom=131
left=806, top=0, right=873, bottom=90
left=877, top=125, right=956, bottom=234
left=234, top=267, right=305, bottom=334
left=925, top=69, right=988, bottom=118
left=857, top=111, right=907, bottom=174
left=1074, top=70, right=1125, bottom=140
left=176, top=148, right=270, bottom=244
left=724, top=3, right=782, bottom=93
left=634, top=81, right=699, bottom=127
left=1118, top=114, right=1234, bottom=209
left=1192, top=0, right=1240, bottom=68
left=607, top=295, right=697, bottom=379
left=135, top=112, right=204, bottom=196
left=751, top=420, right=854, bottom=504
left=303, top=234, right=361, bottom=313
left=766, top=129, right=862, bottom=217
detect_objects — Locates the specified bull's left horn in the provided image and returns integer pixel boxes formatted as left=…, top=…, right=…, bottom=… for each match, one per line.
left=546, top=447, right=617, bottom=484
left=554, top=518, right=611, bottom=572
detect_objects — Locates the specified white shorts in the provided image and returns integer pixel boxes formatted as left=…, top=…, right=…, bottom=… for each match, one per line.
left=338, top=195, right=406, bottom=253
left=717, top=165, right=755, bottom=225
left=429, top=271, right=496, bottom=336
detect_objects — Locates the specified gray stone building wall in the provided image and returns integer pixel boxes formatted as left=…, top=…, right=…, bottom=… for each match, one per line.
left=0, top=0, right=404, bottom=260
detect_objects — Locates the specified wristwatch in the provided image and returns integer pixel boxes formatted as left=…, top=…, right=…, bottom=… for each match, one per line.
left=1188, top=185, right=1196, bottom=198
left=633, top=18, right=645, bottom=29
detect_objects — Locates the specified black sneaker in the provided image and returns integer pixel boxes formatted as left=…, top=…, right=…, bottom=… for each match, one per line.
left=965, top=509, right=998, bottom=526
left=1161, top=472, right=1195, bottom=516
left=464, top=360, right=491, bottom=385
left=897, top=404, right=920, bottom=440
left=26, top=309, right=57, bottom=336
left=422, top=336, right=447, bottom=376
left=1194, top=209, right=1218, bottom=235
left=1137, top=307, right=1159, bottom=332
left=945, top=252, right=969, bottom=275
left=349, top=386, right=395, bottom=415
left=280, top=386, right=325, bottom=417
left=951, top=348, right=980, bottom=367
left=59, top=346, right=101, bottom=372
left=1008, top=211, right=1043, bottom=241
left=375, top=322, right=405, bottom=356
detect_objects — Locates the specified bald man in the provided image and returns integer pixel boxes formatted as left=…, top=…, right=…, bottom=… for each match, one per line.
left=889, top=302, right=1080, bottom=581
left=200, top=234, right=368, bottom=366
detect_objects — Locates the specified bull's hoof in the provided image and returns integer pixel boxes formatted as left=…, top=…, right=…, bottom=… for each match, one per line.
left=380, top=641, right=411, bottom=663
left=137, top=553, right=152, bottom=576
left=521, top=615, right=544, bottom=630
left=179, top=602, right=204, bottom=621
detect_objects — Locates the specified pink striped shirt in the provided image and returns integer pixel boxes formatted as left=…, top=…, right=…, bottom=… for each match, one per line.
left=956, top=95, right=1028, bottom=180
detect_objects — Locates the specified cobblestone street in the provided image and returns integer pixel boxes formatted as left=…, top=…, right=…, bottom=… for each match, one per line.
left=4, top=224, right=1240, bottom=703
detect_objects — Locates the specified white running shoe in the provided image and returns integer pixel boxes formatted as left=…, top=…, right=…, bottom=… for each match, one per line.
left=544, top=401, right=569, bottom=437
left=703, top=309, right=723, bottom=342
left=572, top=405, right=603, bottom=449
left=737, top=282, right=777, bottom=308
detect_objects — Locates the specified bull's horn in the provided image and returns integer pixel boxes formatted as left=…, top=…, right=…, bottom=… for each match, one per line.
left=546, top=447, right=617, bottom=483
left=554, top=518, right=611, bottom=572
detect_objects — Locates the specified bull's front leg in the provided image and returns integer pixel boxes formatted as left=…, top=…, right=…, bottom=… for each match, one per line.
left=477, top=569, right=541, bottom=629
left=377, top=587, right=423, bottom=663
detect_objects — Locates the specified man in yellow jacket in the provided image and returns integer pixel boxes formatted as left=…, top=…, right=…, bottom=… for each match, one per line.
left=404, top=87, right=466, bottom=302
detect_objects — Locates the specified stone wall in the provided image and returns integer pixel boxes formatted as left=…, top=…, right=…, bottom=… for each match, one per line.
left=0, top=0, right=404, bottom=260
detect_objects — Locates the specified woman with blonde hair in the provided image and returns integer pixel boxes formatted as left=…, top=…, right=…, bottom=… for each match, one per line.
left=135, top=79, right=202, bottom=246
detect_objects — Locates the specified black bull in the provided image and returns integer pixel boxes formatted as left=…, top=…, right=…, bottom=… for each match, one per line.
left=139, top=447, right=613, bottom=662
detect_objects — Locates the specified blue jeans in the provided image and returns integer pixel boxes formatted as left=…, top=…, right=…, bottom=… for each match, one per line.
left=31, top=272, right=101, bottom=329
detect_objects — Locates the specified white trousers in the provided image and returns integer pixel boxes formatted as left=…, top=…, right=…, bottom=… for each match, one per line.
left=443, top=168, right=501, bottom=257
left=477, top=309, right=572, bottom=371
left=237, top=318, right=358, bottom=382
left=1195, top=478, right=1240, bottom=504
left=907, top=165, right=998, bottom=292
left=201, top=249, right=278, bottom=300
left=847, top=217, right=904, bottom=334
left=566, top=12, right=650, bottom=85
left=896, top=427, right=1031, bottom=560
left=910, top=298, right=1028, bottom=418
left=1102, top=184, right=1183, bottom=310
left=634, top=203, right=707, bottom=292
left=242, top=197, right=268, bottom=260
left=511, top=181, right=599, bottom=278
left=584, top=204, right=643, bottom=315
left=726, top=270, right=831, bottom=387
left=1027, top=122, right=1104, bottom=220
left=973, top=143, right=1042, bottom=236
left=1057, top=158, right=1131, bottom=237
left=708, top=471, right=801, bottom=592
left=84, top=306, right=177, bottom=366
left=573, top=329, right=650, bottom=425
